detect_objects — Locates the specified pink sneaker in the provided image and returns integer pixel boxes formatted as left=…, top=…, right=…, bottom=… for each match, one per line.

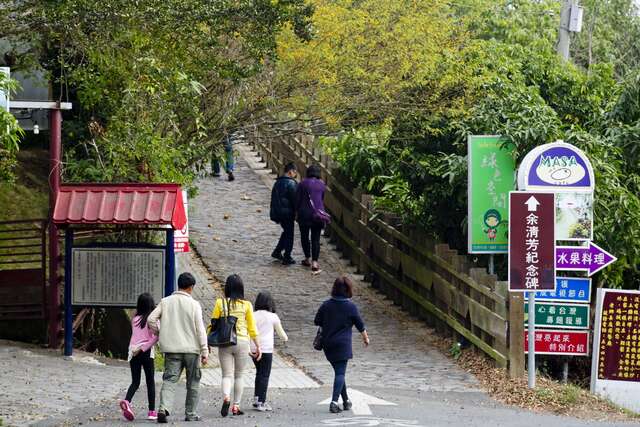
left=119, top=399, right=135, bottom=421
left=147, top=410, right=158, bottom=420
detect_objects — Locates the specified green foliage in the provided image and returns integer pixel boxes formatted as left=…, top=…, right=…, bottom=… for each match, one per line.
left=301, top=0, right=640, bottom=287
left=0, top=0, right=312, bottom=185
left=0, top=74, right=25, bottom=182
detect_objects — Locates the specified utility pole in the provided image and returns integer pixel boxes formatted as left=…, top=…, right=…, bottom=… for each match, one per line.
left=557, top=0, right=573, bottom=61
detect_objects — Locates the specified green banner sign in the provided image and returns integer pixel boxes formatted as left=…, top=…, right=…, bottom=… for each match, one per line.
left=467, top=135, right=515, bottom=253
left=524, top=302, right=590, bottom=330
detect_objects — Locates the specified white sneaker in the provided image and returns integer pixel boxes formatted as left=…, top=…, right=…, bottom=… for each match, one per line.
left=252, top=396, right=260, bottom=408
left=260, top=403, right=273, bottom=412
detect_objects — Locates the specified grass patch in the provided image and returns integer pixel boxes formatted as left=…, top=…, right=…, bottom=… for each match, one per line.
left=0, top=149, right=48, bottom=221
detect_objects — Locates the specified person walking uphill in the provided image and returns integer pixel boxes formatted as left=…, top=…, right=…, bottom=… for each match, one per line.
left=148, top=273, right=209, bottom=423
left=296, top=164, right=330, bottom=273
left=314, top=276, right=369, bottom=414
left=270, top=162, right=298, bottom=265
left=212, top=274, right=262, bottom=417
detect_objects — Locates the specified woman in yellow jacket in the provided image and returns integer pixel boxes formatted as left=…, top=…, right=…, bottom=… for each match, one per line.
left=212, top=274, right=261, bottom=417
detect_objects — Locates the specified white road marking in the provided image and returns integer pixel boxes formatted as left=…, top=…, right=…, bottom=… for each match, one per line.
left=320, top=416, right=424, bottom=427
left=318, top=389, right=397, bottom=415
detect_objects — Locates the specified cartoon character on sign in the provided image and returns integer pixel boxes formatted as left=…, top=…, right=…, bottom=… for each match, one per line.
left=483, top=209, right=502, bottom=241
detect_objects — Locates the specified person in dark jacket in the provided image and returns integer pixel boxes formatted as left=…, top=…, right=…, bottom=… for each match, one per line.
left=295, top=164, right=327, bottom=273
left=270, top=162, right=298, bottom=265
left=314, top=276, right=369, bottom=414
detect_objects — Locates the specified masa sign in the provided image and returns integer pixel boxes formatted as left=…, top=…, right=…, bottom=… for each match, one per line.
left=591, top=289, right=640, bottom=413
left=508, top=192, right=555, bottom=292
left=72, top=247, right=165, bottom=307
left=517, top=141, right=594, bottom=192
left=467, top=135, right=515, bottom=254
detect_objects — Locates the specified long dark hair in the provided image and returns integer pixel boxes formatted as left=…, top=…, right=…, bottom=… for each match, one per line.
left=135, top=292, right=156, bottom=328
left=254, top=291, right=276, bottom=313
left=224, top=274, right=245, bottom=307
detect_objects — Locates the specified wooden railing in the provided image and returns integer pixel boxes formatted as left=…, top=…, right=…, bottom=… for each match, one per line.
left=248, top=131, right=524, bottom=372
left=0, top=219, right=47, bottom=320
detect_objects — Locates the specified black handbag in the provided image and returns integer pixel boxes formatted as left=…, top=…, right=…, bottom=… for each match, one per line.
left=313, top=327, right=323, bottom=351
left=207, top=298, right=238, bottom=347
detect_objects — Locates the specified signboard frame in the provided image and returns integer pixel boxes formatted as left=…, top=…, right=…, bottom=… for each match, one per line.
left=524, top=301, right=590, bottom=330
left=70, top=244, right=166, bottom=308
left=508, top=191, right=556, bottom=292
left=467, top=135, right=515, bottom=254
left=591, top=288, right=640, bottom=413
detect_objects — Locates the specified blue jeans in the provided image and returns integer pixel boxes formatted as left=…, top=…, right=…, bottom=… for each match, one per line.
left=330, top=360, right=349, bottom=403
left=212, top=145, right=234, bottom=174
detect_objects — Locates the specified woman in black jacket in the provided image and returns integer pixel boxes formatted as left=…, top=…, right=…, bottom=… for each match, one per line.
left=314, top=276, right=369, bottom=413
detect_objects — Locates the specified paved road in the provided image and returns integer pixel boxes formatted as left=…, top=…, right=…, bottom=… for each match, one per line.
left=6, top=144, right=640, bottom=427
left=189, top=143, right=478, bottom=393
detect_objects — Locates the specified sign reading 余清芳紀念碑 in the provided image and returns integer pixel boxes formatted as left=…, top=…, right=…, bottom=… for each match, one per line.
left=467, top=135, right=515, bottom=254
left=591, top=289, right=640, bottom=413
left=72, top=247, right=165, bottom=307
left=524, top=329, right=589, bottom=356
left=524, top=301, right=589, bottom=329
left=525, top=277, right=591, bottom=303
left=508, top=192, right=555, bottom=292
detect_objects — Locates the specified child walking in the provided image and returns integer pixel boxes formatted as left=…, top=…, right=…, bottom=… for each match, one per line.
left=119, top=293, right=159, bottom=421
left=251, top=291, right=288, bottom=412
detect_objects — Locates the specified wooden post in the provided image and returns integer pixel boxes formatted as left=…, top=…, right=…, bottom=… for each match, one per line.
left=508, top=292, right=525, bottom=378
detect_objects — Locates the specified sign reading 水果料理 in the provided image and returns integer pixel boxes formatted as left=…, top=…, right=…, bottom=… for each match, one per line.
left=72, top=247, right=165, bottom=307
left=508, top=192, right=555, bottom=292
left=467, top=135, right=515, bottom=254
left=525, top=301, right=589, bottom=329
left=591, top=289, right=640, bottom=413
left=556, top=242, right=617, bottom=276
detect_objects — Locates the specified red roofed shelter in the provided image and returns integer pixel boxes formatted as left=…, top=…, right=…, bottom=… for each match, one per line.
left=53, top=183, right=187, bottom=356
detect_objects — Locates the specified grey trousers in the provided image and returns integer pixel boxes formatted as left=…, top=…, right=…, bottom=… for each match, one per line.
left=158, top=353, right=202, bottom=417
left=218, top=340, right=250, bottom=404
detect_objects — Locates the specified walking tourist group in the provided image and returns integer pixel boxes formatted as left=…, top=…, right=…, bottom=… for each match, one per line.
left=117, top=162, right=370, bottom=423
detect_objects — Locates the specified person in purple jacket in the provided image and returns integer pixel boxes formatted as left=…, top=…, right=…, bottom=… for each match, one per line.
left=314, top=276, right=370, bottom=413
left=295, top=164, right=327, bottom=273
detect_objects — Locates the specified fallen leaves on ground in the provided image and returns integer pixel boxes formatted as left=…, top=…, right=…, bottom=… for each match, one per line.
left=431, top=335, right=639, bottom=422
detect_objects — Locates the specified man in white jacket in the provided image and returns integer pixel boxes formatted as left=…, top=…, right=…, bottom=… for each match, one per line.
left=148, top=272, right=209, bottom=423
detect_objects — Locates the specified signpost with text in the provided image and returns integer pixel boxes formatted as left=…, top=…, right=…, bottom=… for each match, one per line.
left=508, top=192, right=556, bottom=292
left=591, top=289, right=640, bottom=413
left=509, top=191, right=555, bottom=389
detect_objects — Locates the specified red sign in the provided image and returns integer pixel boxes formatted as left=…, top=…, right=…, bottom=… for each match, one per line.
left=508, top=192, right=555, bottom=292
left=174, top=190, right=190, bottom=253
left=524, top=329, right=589, bottom=356
left=595, top=290, right=640, bottom=382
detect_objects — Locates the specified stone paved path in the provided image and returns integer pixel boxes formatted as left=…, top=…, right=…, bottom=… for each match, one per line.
left=189, top=143, right=479, bottom=392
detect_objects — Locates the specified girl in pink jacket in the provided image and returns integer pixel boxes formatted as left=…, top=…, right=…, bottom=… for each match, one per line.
left=119, top=293, right=159, bottom=421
